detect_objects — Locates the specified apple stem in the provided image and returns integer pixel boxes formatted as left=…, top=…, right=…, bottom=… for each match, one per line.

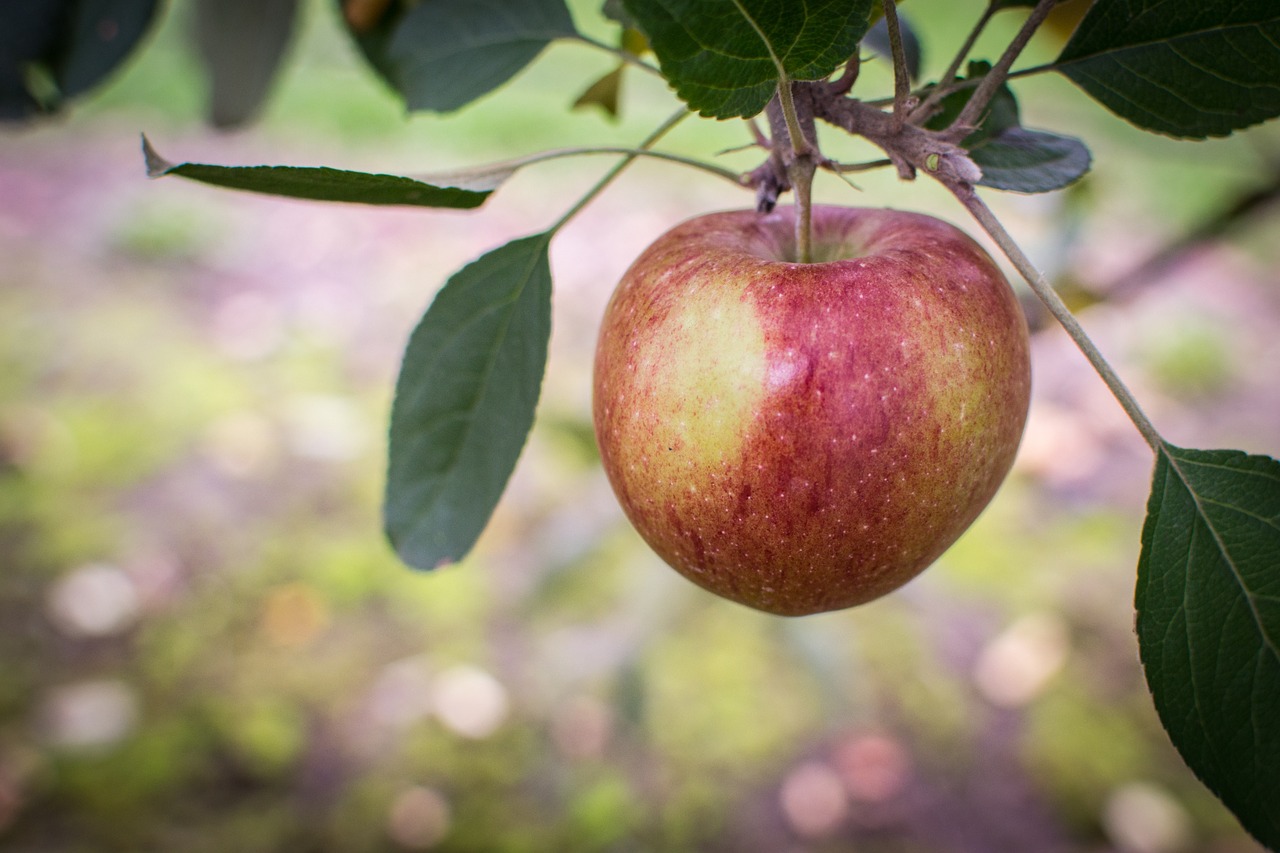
left=549, top=108, right=687, bottom=234
left=952, top=184, right=1166, bottom=453
left=792, top=159, right=816, bottom=263
left=773, top=81, right=819, bottom=263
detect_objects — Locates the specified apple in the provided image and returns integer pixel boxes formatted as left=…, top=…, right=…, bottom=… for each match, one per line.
left=592, top=205, right=1031, bottom=616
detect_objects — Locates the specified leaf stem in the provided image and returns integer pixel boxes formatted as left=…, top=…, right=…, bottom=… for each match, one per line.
left=952, top=0, right=1055, bottom=133
left=421, top=145, right=742, bottom=190
left=571, top=34, right=664, bottom=77
left=776, top=75, right=812, bottom=159
left=911, top=2, right=996, bottom=123
left=826, top=158, right=894, bottom=173
left=952, top=184, right=1165, bottom=452
left=550, top=108, right=688, bottom=234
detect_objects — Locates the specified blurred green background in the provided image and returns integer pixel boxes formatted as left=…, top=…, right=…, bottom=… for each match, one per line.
left=2, top=1, right=1279, bottom=850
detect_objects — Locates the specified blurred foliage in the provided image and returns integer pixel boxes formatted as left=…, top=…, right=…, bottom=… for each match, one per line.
left=1, top=0, right=1278, bottom=850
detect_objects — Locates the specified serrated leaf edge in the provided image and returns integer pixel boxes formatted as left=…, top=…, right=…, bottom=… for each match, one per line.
left=1159, top=443, right=1280, bottom=661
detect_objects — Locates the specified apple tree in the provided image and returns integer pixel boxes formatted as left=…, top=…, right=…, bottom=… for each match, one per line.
left=5, top=0, right=1278, bottom=846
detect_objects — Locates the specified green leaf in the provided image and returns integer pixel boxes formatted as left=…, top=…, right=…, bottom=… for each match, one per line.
left=0, top=1, right=63, bottom=118
left=385, top=235, right=554, bottom=570
left=55, top=0, right=160, bottom=98
left=350, top=0, right=580, bottom=113
left=194, top=0, right=298, bottom=128
left=1054, top=0, right=1280, bottom=138
left=1137, top=444, right=1280, bottom=849
left=621, top=0, right=874, bottom=118
left=141, top=136, right=492, bottom=209
left=0, top=0, right=159, bottom=118
left=969, top=128, right=1091, bottom=193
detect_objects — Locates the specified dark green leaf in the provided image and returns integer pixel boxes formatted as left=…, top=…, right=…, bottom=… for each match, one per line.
left=1055, top=0, right=1280, bottom=138
left=0, top=0, right=158, bottom=118
left=622, top=0, right=874, bottom=118
left=55, top=0, right=159, bottom=98
left=969, top=127, right=1090, bottom=193
left=385, top=235, right=554, bottom=569
left=194, top=0, right=298, bottom=128
left=1137, top=444, right=1280, bottom=849
left=0, top=0, right=63, bottom=118
left=350, top=0, right=579, bottom=113
left=862, top=11, right=921, bottom=81
left=141, top=136, right=492, bottom=209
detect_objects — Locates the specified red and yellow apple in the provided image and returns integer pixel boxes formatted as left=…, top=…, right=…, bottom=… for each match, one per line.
left=592, top=205, right=1031, bottom=616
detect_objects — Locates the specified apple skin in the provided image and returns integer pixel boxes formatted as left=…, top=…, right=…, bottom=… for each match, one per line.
left=592, top=205, right=1031, bottom=616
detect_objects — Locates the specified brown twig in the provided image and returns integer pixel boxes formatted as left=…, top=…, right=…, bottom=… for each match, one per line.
left=881, top=0, right=914, bottom=128
left=828, top=55, right=861, bottom=97
left=812, top=88, right=981, bottom=185
left=949, top=0, right=1056, bottom=138
left=910, top=2, right=997, bottom=124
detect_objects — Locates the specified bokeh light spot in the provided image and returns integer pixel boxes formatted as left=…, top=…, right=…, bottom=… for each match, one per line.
left=780, top=760, right=848, bottom=839
left=46, top=562, right=140, bottom=638
left=260, top=582, right=330, bottom=648
left=432, top=665, right=508, bottom=740
left=387, top=785, right=451, bottom=849
left=39, top=679, right=138, bottom=750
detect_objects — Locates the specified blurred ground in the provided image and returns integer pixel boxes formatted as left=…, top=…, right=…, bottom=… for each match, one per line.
left=1, top=1, right=1278, bottom=851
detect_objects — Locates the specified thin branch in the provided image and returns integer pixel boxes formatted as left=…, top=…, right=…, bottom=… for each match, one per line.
left=863, top=57, right=1059, bottom=114
left=571, top=34, right=664, bottom=78
left=950, top=183, right=1165, bottom=452
left=911, top=2, right=996, bottom=123
left=746, top=117, right=770, bottom=149
left=814, top=93, right=981, bottom=184
left=1003, top=61, right=1065, bottom=81
left=882, top=0, right=912, bottom=127
left=824, top=158, right=894, bottom=174
left=951, top=0, right=1056, bottom=135
left=419, top=145, right=742, bottom=190
left=828, top=55, right=860, bottom=96
left=907, top=60, right=1060, bottom=110
left=550, top=109, right=688, bottom=233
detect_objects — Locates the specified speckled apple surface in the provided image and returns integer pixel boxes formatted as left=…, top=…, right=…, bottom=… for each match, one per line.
left=592, top=205, right=1032, bottom=616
